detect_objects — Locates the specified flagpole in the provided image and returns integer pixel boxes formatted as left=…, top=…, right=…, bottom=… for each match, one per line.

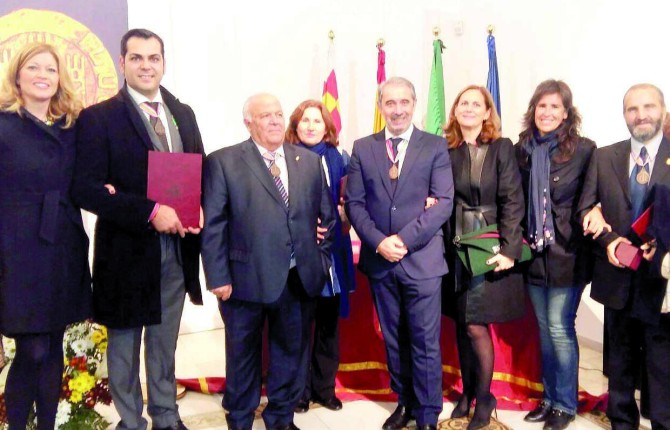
left=322, top=30, right=342, bottom=135
left=486, top=24, right=501, bottom=124
left=373, top=38, right=386, bottom=133
left=426, top=28, right=446, bottom=136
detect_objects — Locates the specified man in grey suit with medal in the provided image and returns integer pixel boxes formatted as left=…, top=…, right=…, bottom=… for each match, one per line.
left=345, top=77, right=454, bottom=430
left=201, top=93, right=335, bottom=430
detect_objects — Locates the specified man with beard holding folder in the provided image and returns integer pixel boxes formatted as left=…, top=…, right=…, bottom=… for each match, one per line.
left=580, top=83, right=670, bottom=430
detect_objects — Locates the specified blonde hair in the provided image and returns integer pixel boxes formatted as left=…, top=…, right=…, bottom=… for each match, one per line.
left=0, top=43, right=82, bottom=128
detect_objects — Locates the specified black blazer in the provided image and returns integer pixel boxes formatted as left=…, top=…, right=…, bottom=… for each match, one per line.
left=444, top=137, right=525, bottom=323
left=517, top=138, right=596, bottom=288
left=71, top=86, right=204, bottom=329
left=578, top=138, right=670, bottom=324
left=201, top=139, right=335, bottom=303
left=0, top=111, right=91, bottom=335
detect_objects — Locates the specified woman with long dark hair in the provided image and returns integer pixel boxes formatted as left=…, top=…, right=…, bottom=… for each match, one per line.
left=516, top=79, right=596, bottom=430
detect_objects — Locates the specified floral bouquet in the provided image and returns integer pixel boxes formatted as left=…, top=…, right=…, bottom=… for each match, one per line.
left=0, top=321, right=112, bottom=429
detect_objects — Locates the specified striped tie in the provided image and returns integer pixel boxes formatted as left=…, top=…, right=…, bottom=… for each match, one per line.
left=140, top=101, right=171, bottom=152
left=262, top=151, right=289, bottom=206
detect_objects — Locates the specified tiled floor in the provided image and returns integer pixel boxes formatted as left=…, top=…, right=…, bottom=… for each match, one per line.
left=97, top=329, right=650, bottom=430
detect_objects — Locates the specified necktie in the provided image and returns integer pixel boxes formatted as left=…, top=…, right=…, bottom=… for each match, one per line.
left=142, top=102, right=170, bottom=152
left=630, top=146, right=649, bottom=220
left=390, top=137, right=402, bottom=193
left=262, top=151, right=289, bottom=207
left=390, top=137, right=402, bottom=162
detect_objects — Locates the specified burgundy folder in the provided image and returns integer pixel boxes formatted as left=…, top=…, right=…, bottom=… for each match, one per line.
left=147, top=151, right=202, bottom=229
left=615, top=242, right=643, bottom=271
left=631, top=205, right=653, bottom=242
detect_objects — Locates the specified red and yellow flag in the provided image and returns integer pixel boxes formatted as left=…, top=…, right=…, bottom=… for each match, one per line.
left=373, top=42, right=386, bottom=133
left=322, top=36, right=342, bottom=134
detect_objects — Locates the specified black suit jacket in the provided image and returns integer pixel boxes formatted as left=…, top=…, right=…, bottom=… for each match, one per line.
left=578, top=137, right=670, bottom=324
left=201, top=139, right=335, bottom=303
left=71, top=85, right=204, bottom=329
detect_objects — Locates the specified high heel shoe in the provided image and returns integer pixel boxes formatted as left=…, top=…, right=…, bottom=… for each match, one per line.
left=467, top=393, right=497, bottom=430
left=450, top=393, right=473, bottom=419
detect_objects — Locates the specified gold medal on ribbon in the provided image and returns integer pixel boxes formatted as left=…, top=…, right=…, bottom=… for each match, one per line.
left=636, top=169, right=650, bottom=185
left=270, top=164, right=281, bottom=177
left=389, top=164, right=399, bottom=180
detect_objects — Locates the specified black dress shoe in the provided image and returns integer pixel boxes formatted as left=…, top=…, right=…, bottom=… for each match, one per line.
left=524, top=400, right=552, bottom=422
left=294, top=397, right=310, bottom=413
left=417, top=425, right=437, bottom=430
left=152, top=420, right=188, bottom=430
left=382, top=404, right=413, bottom=430
left=543, top=409, right=575, bottom=430
left=314, top=395, right=343, bottom=411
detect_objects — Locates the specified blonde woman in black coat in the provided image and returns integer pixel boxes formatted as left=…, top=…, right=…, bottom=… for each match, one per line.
left=0, top=43, right=90, bottom=430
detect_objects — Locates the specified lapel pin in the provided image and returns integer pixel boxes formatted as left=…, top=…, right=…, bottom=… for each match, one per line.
left=666, top=158, right=670, bottom=166
left=296, top=156, right=300, bottom=161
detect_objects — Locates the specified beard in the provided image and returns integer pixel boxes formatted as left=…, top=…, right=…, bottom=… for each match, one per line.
left=628, top=118, right=662, bottom=142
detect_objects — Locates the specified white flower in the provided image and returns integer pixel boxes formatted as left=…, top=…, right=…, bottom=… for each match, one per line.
left=67, top=324, right=88, bottom=339
left=94, top=353, right=108, bottom=379
left=55, top=400, right=72, bottom=427
left=71, top=339, right=94, bottom=357
left=3, top=337, right=16, bottom=360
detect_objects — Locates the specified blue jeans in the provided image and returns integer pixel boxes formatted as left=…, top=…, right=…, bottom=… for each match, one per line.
left=527, top=284, right=582, bottom=415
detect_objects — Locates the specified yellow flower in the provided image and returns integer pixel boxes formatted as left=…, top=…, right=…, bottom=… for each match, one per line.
left=68, top=373, right=96, bottom=393
left=69, top=390, right=83, bottom=403
left=91, top=330, right=104, bottom=344
left=98, top=341, right=108, bottom=353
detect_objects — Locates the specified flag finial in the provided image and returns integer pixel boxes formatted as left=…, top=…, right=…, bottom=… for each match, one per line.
left=377, top=38, right=385, bottom=48
left=433, top=27, right=440, bottom=38
left=328, top=30, right=334, bottom=41
left=487, top=25, right=495, bottom=35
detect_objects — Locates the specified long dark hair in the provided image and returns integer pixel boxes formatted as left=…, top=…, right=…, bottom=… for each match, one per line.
left=518, top=79, right=582, bottom=162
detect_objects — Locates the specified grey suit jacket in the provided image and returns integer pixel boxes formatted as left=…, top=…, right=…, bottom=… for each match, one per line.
left=201, top=139, right=335, bottom=303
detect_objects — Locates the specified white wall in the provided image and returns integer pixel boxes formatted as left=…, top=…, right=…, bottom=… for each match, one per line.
left=124, top=0, right=670, bottom=338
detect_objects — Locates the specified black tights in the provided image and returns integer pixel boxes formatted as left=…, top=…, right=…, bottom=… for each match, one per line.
left=6, top=330, right=65, bottom=430
left=456, top=322, right=494, bottom=399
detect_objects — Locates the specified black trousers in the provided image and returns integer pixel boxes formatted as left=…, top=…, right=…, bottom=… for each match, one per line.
left=303, top=295, right=341, bottom=401
left=605, top=307, right=670, bottom=430
left=220, top=268, right=314, bottom=430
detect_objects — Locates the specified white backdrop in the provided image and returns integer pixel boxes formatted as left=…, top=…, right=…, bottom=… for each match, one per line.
left=123, top=0, right=670, bottom=345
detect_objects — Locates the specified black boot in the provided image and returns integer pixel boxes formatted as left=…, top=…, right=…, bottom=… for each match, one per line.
left=543, top=409, right=575, bottom=430
left=524, top=400, right=552, bottom=422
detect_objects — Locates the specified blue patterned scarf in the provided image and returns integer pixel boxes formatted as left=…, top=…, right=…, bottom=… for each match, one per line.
left=523, top=129, right=559, bottom=252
